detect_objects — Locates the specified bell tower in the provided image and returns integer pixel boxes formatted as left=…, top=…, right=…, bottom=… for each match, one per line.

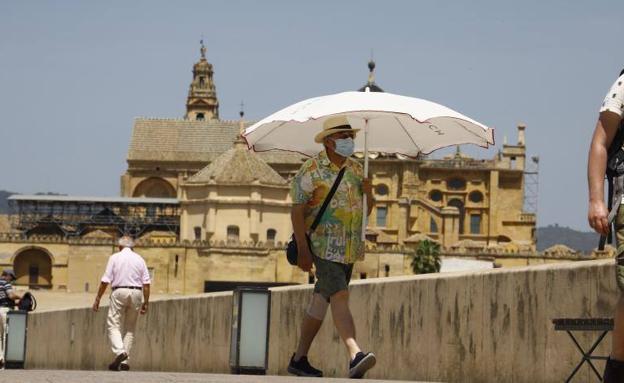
left=185, top=40, right=219, bottom=121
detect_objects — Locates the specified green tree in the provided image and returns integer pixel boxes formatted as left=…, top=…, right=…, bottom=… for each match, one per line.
left=411, top=240, right=442, bottom=274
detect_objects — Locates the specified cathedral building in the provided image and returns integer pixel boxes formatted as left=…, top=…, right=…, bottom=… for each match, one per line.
left=122, top=44, right=535, bottom=250
left=0, top=43, right=545, bottom=294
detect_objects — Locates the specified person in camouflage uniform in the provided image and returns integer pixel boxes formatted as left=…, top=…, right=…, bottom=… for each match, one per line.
left=588, top=69, right=624, bottom=382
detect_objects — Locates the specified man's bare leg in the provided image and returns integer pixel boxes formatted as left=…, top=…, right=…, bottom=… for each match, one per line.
left=294, top=293, right=328, bottom=360
left=294, top=314, right=323, bottom=360
left=330, top=290, right=361, bottom=359
left=288, top=293, right=328, bottom=377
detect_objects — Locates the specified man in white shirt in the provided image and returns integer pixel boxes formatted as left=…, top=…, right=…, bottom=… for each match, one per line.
left=588, top=69, right=624, bottom=382
left=92, top=236, right=151, bottom=371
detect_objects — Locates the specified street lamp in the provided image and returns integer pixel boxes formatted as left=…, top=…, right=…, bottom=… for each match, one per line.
left=229, top=287, right=271, bottom=375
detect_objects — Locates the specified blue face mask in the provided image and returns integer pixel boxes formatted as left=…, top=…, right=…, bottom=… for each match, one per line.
left=333, top=137, right=355, bottom=158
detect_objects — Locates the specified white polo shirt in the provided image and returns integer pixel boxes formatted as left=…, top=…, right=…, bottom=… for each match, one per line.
left=600, top=74, right=624, bottom=117
left=101, top=247, right=151, bottom=288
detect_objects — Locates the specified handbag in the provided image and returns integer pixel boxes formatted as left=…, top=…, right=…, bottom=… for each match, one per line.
left=286, top=167, right=346, bottom=265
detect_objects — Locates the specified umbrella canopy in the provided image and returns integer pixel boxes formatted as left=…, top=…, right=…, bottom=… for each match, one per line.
left=243, top=91, right=494, bottom=157
left=243, top=90, right=494, bottom=241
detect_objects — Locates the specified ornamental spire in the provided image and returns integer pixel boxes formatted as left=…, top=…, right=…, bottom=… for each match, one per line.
left=200, top=38, right=206, bottom=59
left=185, top=41, right=219, bottom=120
left=358, top=52, right=384, bottom=92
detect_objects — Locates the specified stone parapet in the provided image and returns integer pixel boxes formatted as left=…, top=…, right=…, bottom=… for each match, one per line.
left=24, top=260, right=618, bottom=382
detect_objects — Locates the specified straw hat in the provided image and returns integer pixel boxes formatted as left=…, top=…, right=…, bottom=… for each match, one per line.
left=314, top=115, right=360, bottom=143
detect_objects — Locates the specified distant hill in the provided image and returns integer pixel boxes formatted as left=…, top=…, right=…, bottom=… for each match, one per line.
left=536, top=224, right=600, bottom=253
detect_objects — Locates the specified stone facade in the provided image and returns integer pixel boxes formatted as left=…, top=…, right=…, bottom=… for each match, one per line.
left=122, top=47, right=536, bottom=250
left=179, top=133, right=293, bottom=244
left=0, top=229, right=609, bottom=294
left=0, top=233, right=308, bottom=294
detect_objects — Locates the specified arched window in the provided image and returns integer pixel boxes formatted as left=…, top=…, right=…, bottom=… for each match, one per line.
left=193, top=227, right=202, bottom=241
left=429, top=190, right=443, bottom=202
left=469, top=191, right=484, bottom=203
left=430, top=217, right=438, bottom=233
left=448, top=199, right=465, bottom=234
left=133, top=177, right=176, bottom=198
left=470, top=214, right=482, bottom=234
left=13, top=248, right=52, bottom=288
left=227, top=226, right=240, bottom=242
left=376, top=206, right=388, bottom=227
left=196, top=112, right=205, bottom=121
left=447, top=178, right=466, bottom=190
left=375, top=184, right=389, bottom=196
left=267, top=229, right=277, bottom=242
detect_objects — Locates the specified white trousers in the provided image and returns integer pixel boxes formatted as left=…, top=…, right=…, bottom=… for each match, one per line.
left=107, top=288, right=143, bottom=359
left=0, top=307, right=8, bottom=363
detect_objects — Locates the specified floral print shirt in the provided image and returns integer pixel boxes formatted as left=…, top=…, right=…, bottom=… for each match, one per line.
left=290, top=150, right=365, bottom=264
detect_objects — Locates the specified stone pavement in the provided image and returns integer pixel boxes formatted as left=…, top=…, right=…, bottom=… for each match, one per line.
left=0, top=370, right=431, bottom=383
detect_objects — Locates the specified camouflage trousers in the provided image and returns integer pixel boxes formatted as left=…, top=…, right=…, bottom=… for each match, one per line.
left=617, top=207, right=624, bottom=291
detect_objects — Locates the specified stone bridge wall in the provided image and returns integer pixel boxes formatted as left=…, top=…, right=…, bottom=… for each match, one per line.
left=24, top=260, right=618, bottom=382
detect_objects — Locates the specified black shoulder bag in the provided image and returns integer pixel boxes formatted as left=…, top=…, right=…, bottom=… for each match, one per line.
left=18, top=291, right=37, bottom=312
left=286, top=167, right=346, bottom=265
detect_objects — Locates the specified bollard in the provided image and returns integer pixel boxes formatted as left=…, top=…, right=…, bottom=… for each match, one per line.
left=229, top=287, right=271, bottom=375
left=4, top=310, right=28, bottom=369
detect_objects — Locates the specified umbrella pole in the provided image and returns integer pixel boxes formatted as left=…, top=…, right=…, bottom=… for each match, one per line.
left=362, top=119, right=369, bottom=241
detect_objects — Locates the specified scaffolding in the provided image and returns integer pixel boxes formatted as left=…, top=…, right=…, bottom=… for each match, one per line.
left=523, top=156, right=540, bottom=216
left=8, top=195, right=180, bottom=238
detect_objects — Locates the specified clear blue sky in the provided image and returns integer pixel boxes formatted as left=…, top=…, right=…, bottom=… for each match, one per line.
left=1, top=0, right=623, bottom=230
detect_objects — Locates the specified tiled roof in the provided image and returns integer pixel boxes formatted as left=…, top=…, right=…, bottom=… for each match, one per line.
left=127, top=118, right=306, bottom=164
left=185, top=142, right=288, bottom=186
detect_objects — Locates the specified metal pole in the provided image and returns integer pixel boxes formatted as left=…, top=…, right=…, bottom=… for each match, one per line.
left=362, top=118, right=369, bottom=241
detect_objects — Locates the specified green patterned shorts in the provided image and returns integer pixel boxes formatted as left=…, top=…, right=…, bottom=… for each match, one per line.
left=313, top=256, right=354, bottom=301
left=616, top=206, right=624, bottom=291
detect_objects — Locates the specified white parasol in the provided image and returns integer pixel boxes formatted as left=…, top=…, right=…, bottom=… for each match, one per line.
left=243, top=90, right=494, bottom=239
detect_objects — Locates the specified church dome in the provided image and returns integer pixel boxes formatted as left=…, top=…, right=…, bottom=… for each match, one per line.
left=185, top=142, right=287, bottom=186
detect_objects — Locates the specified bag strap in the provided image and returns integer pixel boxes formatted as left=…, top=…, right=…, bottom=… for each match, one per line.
left=28, top=292, right=36, bottom=311
left=310, top=167, right=346, bottom=233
